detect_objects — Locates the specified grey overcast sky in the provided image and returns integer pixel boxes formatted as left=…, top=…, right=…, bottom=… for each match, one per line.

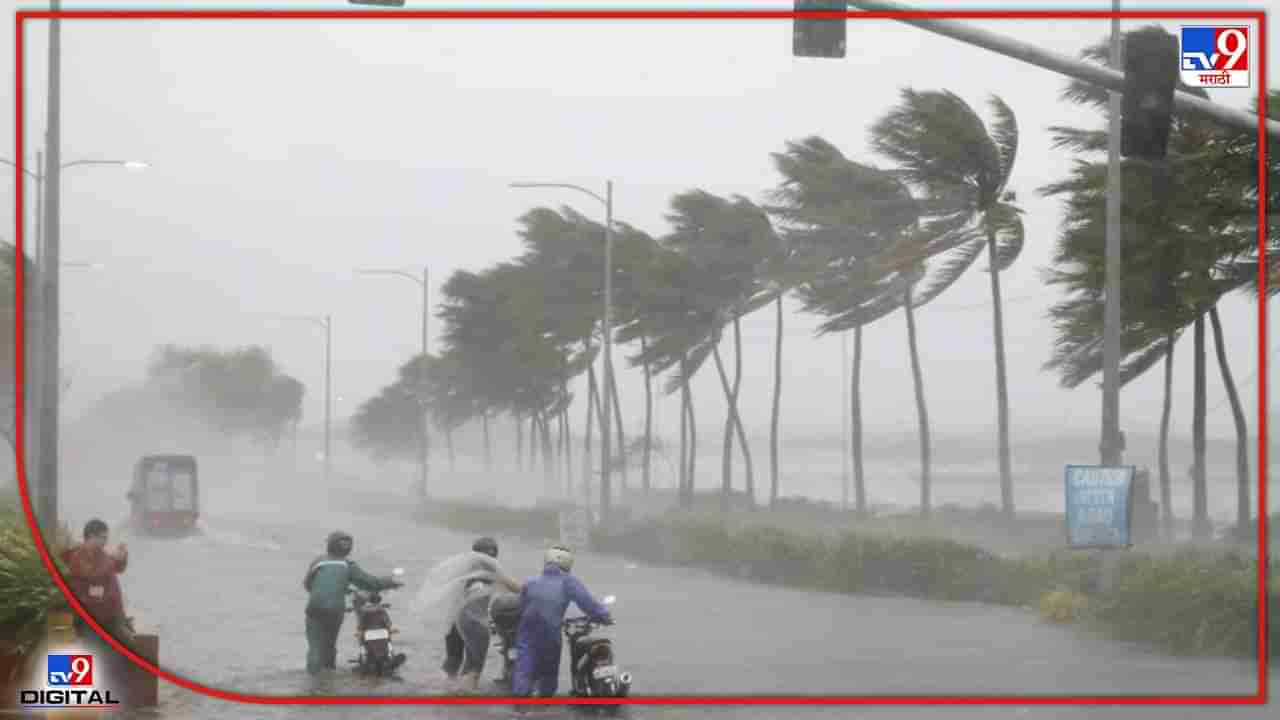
left=2, top=0, right=1274, bottom=445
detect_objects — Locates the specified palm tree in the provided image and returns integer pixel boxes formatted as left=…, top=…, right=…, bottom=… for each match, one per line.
left=1043, top=28, right=1269, bottom=537
left=661, top=190, right=781, bottom=511
left=769, top=135, right=970, bottom=517
left=766, top=137, right=918, bottom=513
left=868, top=88, right=1025, bottom=520
left=627, top=236, right=735, bottom=509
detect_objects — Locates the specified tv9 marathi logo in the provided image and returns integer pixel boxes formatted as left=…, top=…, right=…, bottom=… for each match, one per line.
left=18, top=653, right=122, bottom=710
left=1180, top=26, right=1250, bottom=88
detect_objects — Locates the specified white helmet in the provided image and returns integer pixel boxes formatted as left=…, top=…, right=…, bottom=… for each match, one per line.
left=545, top=544, right=574, bottom=572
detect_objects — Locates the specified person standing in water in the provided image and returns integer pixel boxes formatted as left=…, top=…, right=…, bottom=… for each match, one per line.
left=440, top=537, right=524, bottom=693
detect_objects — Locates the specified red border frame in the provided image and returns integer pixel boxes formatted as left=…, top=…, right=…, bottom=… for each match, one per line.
left=10, top=6, right=1269, bottom=708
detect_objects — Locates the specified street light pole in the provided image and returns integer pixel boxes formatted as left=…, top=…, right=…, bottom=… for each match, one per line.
left=356, top=267, right=431, bottom=502
left=39, top=0, right=63, bottom=536
left=846, top=0, right=1280, bottom=139
left=1101, top=0, right=1124, bottom=467
left=509, top=180, right=615, bottom=525
left=3, top=149, right=145, bottom=530
left=325, top=315, right=332, bottom=485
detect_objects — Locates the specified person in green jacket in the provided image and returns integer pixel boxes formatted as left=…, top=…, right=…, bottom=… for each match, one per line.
left=303, top=530, right=403, bottom=674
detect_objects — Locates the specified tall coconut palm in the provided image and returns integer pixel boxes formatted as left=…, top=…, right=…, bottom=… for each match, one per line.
left=769, top=135, right=969, bottom=517
left=662, top=190, right=778, bottom=511
left=868, top=88, right=1025, bottom=520
left=766, top=137, right=920, bottom=513
left=1043, top=28, right=1270, bottom=536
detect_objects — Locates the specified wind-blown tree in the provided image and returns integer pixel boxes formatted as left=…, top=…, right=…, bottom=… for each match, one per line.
left=609, top=222, right=669, bottom=495
left=627, top=242, right=724, bottom=508
left=659, top=189, right=779, bottom=512
left=437, top=259, right=578, bottom=500
left=351, top=383, right=421, bottom=463
left=767, top=136, right=966, bottom=517
left=89, top=344, right=305, bottom=453
left=868, top=89, right=1026, bottom=520
left=1041, top=28, right=1273, bottom=538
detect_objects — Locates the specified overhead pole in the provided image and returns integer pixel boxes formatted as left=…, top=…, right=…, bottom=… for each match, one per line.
left=844, top=0, right=1278, bottom=139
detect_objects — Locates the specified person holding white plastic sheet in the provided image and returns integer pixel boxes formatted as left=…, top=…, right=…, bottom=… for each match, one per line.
left=414, top=537, right=523, bottom=693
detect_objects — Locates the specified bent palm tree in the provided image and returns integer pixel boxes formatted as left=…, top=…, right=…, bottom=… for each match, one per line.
left=869, top=89, right=1026, bottom=520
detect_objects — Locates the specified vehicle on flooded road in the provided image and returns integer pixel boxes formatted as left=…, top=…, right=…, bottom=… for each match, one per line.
left=127, top=454, right=201, bottom=537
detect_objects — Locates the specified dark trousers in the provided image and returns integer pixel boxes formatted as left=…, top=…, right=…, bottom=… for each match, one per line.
left=306, top=608, right=345, bottom=674
left=442, top=624, right=465, bottom=677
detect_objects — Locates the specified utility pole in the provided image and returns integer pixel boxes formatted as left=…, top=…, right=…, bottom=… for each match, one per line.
left=600, top=181, right=614, bottom=526
left=38, top=0, right=63, bottom=536
left=419, top=268, right=429, bottom=503
left=355, top=266, right=431, bottom=502
left=843, top=0, right=1279, bottom=139
left=324, top=315, right=332, bottom=484
left=841, top=333, right=850, bottom=511
left=1101, top=1, right=1124, bottom=467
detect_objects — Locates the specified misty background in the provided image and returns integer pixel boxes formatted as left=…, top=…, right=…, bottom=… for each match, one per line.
left=2, top=0, right=1274, bottom=521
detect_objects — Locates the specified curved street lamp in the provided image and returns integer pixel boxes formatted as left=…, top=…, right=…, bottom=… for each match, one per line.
left=2, top=152, right=146, bottom=532
left=357, top=267, right=430, bottom=503
left=509, top=180, right=616, bottom=524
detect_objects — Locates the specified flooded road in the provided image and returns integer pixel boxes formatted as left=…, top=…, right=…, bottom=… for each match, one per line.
left=52, top=470, right=1272, bottom=720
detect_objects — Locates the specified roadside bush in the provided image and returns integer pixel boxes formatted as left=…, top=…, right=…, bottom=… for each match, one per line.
left=418, top=499, right=559, bottom=542
left=417, top=499, right=1277, bottom=660
left=1088, top=548, right=1278, bottom=658
left=0, top=489, right=72, bottom=677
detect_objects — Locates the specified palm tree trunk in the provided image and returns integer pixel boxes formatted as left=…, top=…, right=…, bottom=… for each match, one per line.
left=686, top=370, right=698, bottom=508
left=446, top=425, right=456, bottom=472
left=987, top=234, right=1014, bottom=520
left=770, top=296, right=783, bottom=508
left=584, top=367, right=597, bottom=504
left=853, top=324, right=866, bottom=514
left=679, top=353, right=690, bottom=508
left=565, top=407, right=574, bottom=496
left=540, top=411, right=555, bottom=497
left=515, top=414, right=524, bottom=472
left=1158, top=334, right=1175, bottom=538
left=482, top=412, right=492, bottom=472
left=608, top=364, right=629, bottom=493
left=904, top=285, right=932, bottom=517
left=712, top=340, right=736, bottom=514
left=1191, top=314, right=1210, bottom=541
left=529, top=414, right=538, bottom=470
left=1209, top=306, right=1250, bottom=531
left=642, top=336, right=653, bottom=494
left=731, top=317, right=756, bottom=508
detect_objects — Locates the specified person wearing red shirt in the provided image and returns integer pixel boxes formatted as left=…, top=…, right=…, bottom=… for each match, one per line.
left=60, top=518, right=135, bottom=647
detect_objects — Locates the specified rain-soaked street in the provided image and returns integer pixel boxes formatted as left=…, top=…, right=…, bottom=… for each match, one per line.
left=46, top=466, right=1273, bottom=720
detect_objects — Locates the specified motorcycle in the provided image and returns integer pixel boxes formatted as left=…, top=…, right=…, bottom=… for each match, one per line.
left=565, top=595, right=632, bottom=699
left=488, top=591, right=523, bottom=689
left=346, top=567, right=408, bottom=677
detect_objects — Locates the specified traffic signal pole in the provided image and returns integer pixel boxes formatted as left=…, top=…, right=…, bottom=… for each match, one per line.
left=845, top=0, right=1279, bottom=140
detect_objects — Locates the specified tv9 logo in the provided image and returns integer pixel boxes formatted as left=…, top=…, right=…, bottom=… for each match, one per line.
left=48, top=654, right=94, bottom=686
left=1180, top=26, right=1250, bottom=87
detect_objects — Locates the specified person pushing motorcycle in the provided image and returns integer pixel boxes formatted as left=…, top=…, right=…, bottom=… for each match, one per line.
left=302, top=530, right=403, bottom=674
left=511, top=544, right=612, bottom=697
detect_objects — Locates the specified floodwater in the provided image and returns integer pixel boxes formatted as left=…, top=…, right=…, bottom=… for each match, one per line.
left=41, top=467, right=1274, bottom=720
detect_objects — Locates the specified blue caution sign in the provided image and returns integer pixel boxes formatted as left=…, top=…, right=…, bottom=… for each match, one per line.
left=1064, top=465, right=1136, bottom=548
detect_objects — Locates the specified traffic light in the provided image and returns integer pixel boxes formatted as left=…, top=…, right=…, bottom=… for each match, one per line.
left=1121, top=27, right=1179, bottom=160
left=347, top=0, right=406, bottom=6
left=793, top=0, right=847, bottom=59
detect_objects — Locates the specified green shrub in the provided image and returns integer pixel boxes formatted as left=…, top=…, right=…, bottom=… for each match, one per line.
left=0, top=492, right=71, bottom=670
left=419, top=499, right=559, bottom=541
left=420, top=500, right=1278, bottom=661
left=1088, top=548, right=1278, bottom=658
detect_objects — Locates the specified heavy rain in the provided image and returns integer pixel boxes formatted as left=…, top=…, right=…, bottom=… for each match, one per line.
left=1, top=2, right=1276, bottom=719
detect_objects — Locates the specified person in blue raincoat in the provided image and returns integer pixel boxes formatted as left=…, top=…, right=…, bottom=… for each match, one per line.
left=512, top=544, right=612, bottom=697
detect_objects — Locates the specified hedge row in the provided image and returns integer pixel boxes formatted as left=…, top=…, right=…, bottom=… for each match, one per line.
left=419, top=498, right=1277, bottom=660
